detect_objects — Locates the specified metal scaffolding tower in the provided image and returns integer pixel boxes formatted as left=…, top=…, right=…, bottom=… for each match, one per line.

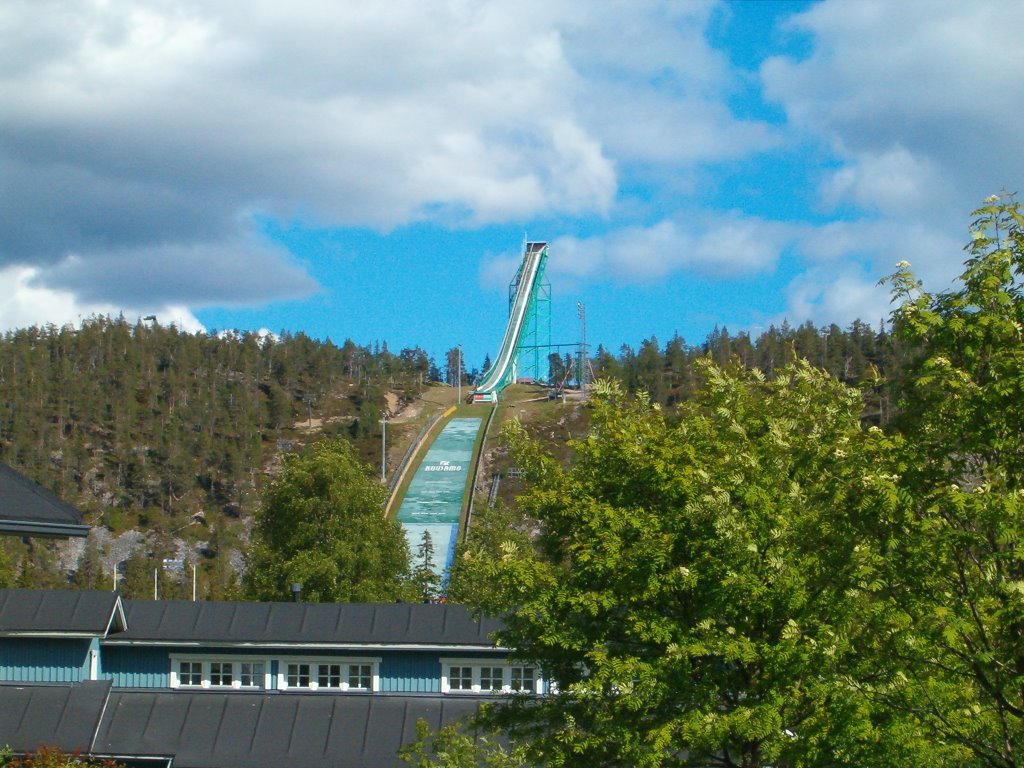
left=510, top=253, right=551, bottom=383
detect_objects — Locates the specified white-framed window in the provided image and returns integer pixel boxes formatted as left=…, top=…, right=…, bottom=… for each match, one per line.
left=440, top=659, right=543, bottom=695
left=479, top=666, right=504, bottom=692
left=510, top=665, right=535, bottom=693
left=170, top=655, right=379, bottom=692
left=347, top=663, right=373, bottom=691
left=276, top=657, right=381, bottom=692
left=169, top=655, right=272, bottom=690
left=318, top=663, right=342, bottom=689
left=286, top=663, right=311, bottom=688
left=449, top=665, right=474, bottom=691
left=239, top=662, right=265, bottom=688
left=210, top=661, right=233, bottom=687
left=178, top=660, right=202, bottom=687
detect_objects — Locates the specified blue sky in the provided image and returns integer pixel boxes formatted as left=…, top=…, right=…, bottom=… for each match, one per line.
left=2, top=0, right=1023, bottom=371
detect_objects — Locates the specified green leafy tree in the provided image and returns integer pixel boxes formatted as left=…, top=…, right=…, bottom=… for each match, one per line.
left=0, top=542, right=15, bottom=588
left=74, top=535, right=105, bottom=590
left=15, top=540, right=66, bottom=590
left=118, top=550, right=155, bottom=599
left=446, top=502, right=535, bottom=607
left=880, top=193, right=1024, bottom=766
left=244, top=439, right=413, bottom=602
left=456, top=368, right=948, bottom=767
left=201, top=522, right=241, bottom=600
left=547, top=353, right=566, bottom=387
left=398, top=720, right=528, bottom=767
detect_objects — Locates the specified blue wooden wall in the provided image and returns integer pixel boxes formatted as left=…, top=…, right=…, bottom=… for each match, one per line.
left=379, top=651, right=441, bottom=693
left=100, top=645, right=170, bottom=688
left=0, top=638, right=91, bottom=683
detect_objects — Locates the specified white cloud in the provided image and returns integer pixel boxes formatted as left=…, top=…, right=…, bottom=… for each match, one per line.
left=0, top=265, right=205, bottom=333
left=757, top=0, right=1024, bottom=327
left=12, top=0, right=1014, bottom=351
left=820, top=146, right=948, bottom=218
left=781, top=266, right=892, bottom=332
left=763, top=0, right=1024, bottom=221
left=0, top=0, right=782, bottom=330
left=542, top=214, right=793, bottom=284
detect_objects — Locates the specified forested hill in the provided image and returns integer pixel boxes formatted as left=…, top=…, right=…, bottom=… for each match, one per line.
left=0, top=316, right=433, bottom=594
left=588, top=318, right=902, bottom=420
left=0, top=314, right=902, bottom=594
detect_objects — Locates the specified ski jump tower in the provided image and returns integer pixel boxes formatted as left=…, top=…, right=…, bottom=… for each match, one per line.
left=472, top=241, right=550, bottom=403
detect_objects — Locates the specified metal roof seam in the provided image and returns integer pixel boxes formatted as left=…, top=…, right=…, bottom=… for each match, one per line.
left=210, top=694, right=230, bottom=754
left=360, top=694, right=375, bottom=754
left=247, top=694, right=266, bottom=754
left=284, top=696, right=301, bottom=754
left=323, top=696, right=339, bottom=756
left=88, top=682, right=115, bottom=755
left=181, top=693, right=201, bottom=740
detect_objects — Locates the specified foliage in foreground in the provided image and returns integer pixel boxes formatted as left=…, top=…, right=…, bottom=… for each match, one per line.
left=413, top=195, right=1024, bottom=766
left=243, top=438, right=414, bottom=602
left=0, top=746, right=125, bottom=768
left=461, top=366, right=940, bottom=767
left=878, top=193, right=1024, bottom=766
left=398, top=720, right=528, bottom=768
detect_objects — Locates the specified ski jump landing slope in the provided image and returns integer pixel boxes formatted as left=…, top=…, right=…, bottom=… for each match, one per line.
left=473, top=241, right=548, bottom=402
left=395, top=416, right=482, bottom=585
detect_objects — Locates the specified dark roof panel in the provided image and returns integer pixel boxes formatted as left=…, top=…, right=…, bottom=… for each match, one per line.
left=94, top=691, right=484, bottom=768
left=0, top=589, right=124, bottom=635
left=116, top=599, right=504, bottom=647
left=0, top=461, right=89, bottom=537
left=0, top=681, right=111, bottom=753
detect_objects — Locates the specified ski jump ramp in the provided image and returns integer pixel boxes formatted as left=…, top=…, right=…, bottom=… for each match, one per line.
left=473, top=241, right=549, bottom=402
left=391, top=240, right=547, bottom=584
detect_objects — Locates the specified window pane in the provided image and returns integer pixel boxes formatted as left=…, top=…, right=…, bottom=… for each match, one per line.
left=210, top=661, right=233, bottom=686
left=319, top=664, right=342, bottom=688
left=348, top=664, right=372, bottom=690
left=287, top=663, right=310, bottom=687
left=240, top=662, right=264, bottom=688
left=449, top=666, right=473, bottom=690
left=479, top=666, right=503, bottom=691
left=179, top=661, right=202, bottom=686
left=510, top=666, right=535, bottom=692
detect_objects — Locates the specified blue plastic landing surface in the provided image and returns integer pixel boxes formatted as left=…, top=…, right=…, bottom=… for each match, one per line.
left=396, top=417, right=482, bottom=581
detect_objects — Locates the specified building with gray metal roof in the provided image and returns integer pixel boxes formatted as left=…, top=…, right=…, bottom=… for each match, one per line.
left=0, top=589, right=531, bottom=767
left=0, top=588, right=126, bottom=637
left=0, top=460, right=90, bottom=538
left=112, top=597, right=504, bottom=648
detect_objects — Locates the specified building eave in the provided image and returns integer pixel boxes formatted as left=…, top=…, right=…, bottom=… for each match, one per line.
left=0, top=520, right=90, bottom=538
left=101, top=639, right=508, bottom=652
left=1, top=631, right=105, bottom=639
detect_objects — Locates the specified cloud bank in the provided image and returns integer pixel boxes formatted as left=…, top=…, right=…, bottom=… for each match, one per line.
left=1, top=0, right=1022, bottom=337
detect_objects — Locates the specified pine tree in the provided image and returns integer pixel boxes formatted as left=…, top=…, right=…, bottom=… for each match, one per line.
left=412, top=530, right=439, bottom=601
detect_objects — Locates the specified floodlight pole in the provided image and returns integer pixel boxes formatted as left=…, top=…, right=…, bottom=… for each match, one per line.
left=457, top=345, right=462, bottom=404
left=578, top=302, right=591, bottom=398
left=380, top=413, right=387, bottom=483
